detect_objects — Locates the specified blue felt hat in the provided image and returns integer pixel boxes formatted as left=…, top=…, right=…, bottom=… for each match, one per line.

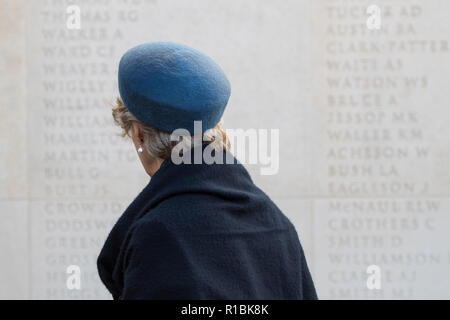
left=118, top=41, right=231, bottom=134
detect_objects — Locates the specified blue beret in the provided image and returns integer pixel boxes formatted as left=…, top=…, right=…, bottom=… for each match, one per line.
left=118, top=42, right=231, bottom=134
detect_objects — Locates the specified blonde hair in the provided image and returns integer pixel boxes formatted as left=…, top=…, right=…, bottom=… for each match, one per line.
left=111, top=97, right=230, bottom=159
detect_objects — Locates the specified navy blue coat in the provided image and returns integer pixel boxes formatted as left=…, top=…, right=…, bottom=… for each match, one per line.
left=97, top=146, right=317, bottom=300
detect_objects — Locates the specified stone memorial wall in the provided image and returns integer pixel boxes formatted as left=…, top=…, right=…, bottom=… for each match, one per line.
left=0, top=0, right=448, bottom=299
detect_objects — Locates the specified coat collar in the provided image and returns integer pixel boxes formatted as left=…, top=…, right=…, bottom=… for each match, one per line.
left=97, top=145, right=244, bottom=298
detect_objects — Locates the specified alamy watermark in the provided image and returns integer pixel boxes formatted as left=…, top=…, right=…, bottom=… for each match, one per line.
left=66, top=265, right=81, bottom=290
left=366, top=264, right=381, bottom=290
left=366, top=4, right=381, bottom=30
left=66, top=5, right=81, bottom=30
left=170, top=121, right=280, bottom=176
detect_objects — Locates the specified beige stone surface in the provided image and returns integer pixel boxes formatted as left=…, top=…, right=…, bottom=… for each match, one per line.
left=311, top=0, right=450, bottom=197
left=0, top=0, right=449, bottom=299
left=313, top=198, right=450, bottom=299
left=0, top=0, right=27, bottom=199
left=309, top=0, right=450, bottom=298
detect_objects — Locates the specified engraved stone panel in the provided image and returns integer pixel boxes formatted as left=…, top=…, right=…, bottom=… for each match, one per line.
left=313, top=198, right=450, bottom=299
left=1, top=0, right=449, bottom=300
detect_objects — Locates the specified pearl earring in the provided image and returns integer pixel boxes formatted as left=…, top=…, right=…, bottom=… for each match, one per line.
left=138, top=145, right=143, bottom=153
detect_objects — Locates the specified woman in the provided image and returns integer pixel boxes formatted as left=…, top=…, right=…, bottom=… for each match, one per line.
left=97, top=41, right=317, bottom=300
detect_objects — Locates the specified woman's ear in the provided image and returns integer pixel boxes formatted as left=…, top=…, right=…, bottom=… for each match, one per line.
left=131, top=122, right=144, bottom=145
